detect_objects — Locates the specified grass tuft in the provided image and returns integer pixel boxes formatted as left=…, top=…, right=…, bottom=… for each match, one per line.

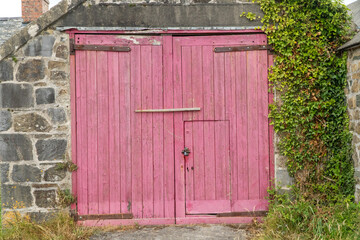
left=0, top=211, right=96, bottom=240
left=253, top=189, right=360, bottom=240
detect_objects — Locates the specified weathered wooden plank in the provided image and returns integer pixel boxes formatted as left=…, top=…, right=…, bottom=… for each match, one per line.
left=87, top=50, right=99, bottom=214
left=141, top=46, right=154, bottom=218
left=236, top=51, right=249, bottom=201
left=173, top=38, right=186, bottom=218
left=258, top=50, right=270, bottom=199
left=204, top=121, right=216, bottom=200
left=224, top=52, right=237, bottom=205
left=97, top=51, right=110, bottom=214
left=119, top=51, right=132, bottom=214
left=182, top=46, right=193, bottom=121
left=131, top=45, right=143, bottom=218
left=76, top=50, right=88, bottom=215
left=192, top=46, right=204, bottom=121
left=162, top=35, right=175, bottom=218
left=184, top=122, right=194, bottom=206
left=108, top=52, right=121, bottom=214
left=153, top=45, right=165, bottom=218
left=247, top=49, right=260, bottom=200
left=192, top=122, right=205, bottom=201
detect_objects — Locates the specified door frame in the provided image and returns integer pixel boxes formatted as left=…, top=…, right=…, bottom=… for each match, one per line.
left=68, top=29, right=275, bottom=225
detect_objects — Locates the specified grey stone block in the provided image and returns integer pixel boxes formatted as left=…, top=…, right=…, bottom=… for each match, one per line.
left=28, top=211, right=56, bottom=223
left=36, top=139, right=67, bottom=161
left=12, top=164, right=42, bottom=182
left=24, top=35, right=55, bottom=57
left=0, top=134, right=33, bottom=161
left=276, top=169, right=294, bottom=187
left=14, top=113, right=51, bottom=132
left=357, top=94, right=360, bottom=108
left=47, top=108, right=66, bottom=124
left=44, top=166, right=66, bottom=182
left=36, top=88, right=55, bottom=105
left=55, top=45, right=68, bottom=59
left=1, top=163, right=9, bottom=183
left=0, top=110, right=12, bottom=131
left=1, top=184, right=33, bottom=208
left=0, top=60, right=13, bottom=81
left=50, top=71, right=68, bottom=81
left=34, top=190, right=56, bottom=208
left=0, top=83, right=34, bottom=108
left=16, top=59, right=45, bottom=82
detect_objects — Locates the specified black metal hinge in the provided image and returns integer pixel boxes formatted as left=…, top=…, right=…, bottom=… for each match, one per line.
left=214, top=45, right=273, bottom=53
left=69, top=38, right=131, bottom=55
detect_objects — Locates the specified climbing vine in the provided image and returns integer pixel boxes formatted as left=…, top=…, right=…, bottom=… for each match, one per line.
left=260, top=0, right=354, bottom=203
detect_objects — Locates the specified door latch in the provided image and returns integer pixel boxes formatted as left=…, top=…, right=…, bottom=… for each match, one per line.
left=181, top=147, right=191, bottom=156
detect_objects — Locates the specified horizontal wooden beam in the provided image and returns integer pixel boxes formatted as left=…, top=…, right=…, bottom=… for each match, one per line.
left=135, top=107, right=201, bottom=113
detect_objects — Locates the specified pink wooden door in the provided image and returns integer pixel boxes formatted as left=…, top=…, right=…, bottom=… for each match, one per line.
left=74, top=33, right=270, bottom=221
left=75, top=35, right=175, bottom=220
left=173, top=35, right=270, bottom=217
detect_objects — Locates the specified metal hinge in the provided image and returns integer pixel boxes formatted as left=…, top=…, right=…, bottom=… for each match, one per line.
left=74, top=213, right=134, bottom=221
left=214, top=45, right=273, bottom=53
left=69, top=38, right=131, bottom=55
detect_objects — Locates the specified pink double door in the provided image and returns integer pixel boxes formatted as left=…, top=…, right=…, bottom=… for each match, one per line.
left=74, top=33, right=271, bottom=222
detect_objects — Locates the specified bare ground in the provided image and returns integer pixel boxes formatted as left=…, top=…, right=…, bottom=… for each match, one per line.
left=90, top=224, right=250, bottom=240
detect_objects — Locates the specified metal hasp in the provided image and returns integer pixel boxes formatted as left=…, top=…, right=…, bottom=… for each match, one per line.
left=135, top=107, right=201, bottom=113
left=214, top=45, right=272, bottom=53
left=182, top=147, right=191, bottom=156
left=70, top=39, right=131, bottom=55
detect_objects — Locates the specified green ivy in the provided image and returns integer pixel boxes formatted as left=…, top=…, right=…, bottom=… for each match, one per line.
left=260, top=0, right=354, bottom=203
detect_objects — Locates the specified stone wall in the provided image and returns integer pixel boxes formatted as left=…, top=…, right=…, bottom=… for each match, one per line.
left=0, top=18, right=24, bottom=46
left=0, top=30, right=71, bottom=222
left=346, top=48, right=360, bottom=202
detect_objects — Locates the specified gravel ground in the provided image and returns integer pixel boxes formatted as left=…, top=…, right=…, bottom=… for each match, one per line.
left=90, top=224, right=250, bottom=240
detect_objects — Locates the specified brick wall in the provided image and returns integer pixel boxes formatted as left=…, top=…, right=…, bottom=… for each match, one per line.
left=22, top=0, right=49, bottom=23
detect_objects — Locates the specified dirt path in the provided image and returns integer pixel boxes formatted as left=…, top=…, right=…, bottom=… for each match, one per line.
left=90, top=224, right=249, bottom=240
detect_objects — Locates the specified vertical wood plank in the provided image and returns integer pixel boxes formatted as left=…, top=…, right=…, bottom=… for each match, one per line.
left=97, top=51, right=110, bottom=214
left=192, top=122, right=205, bottom=200
left=152, top=45, right=165, bottom=218
left=75, top=50, right=88, bottom=215
left=184, top=122, right=194, bottom=205
left=87, top=50, right=99, bottom=214
left=204, top=121, right=216, bottom=200
left=119, top=52, right=132, bottom=213
left=258, top=50, right=270, bottom=199
left=108, top=52, right=121, bottom=214
left=225, top=52, right=237, bottom=205
left=131, top=45, right=143, bottom=218
left=163, top=35, right=175, bottom=219
left=182, top=46, right=193, bottom=121
left=141, top=46, right=154, bottom=218
left=173, top=38, right=186, bottom=218
left=236, top=51, right=249, bottom=200
left=191, top=46, right=203, bottom=121
left=202, top=46, right=216, bottom=200
left=214, top=52, right=225, bottom=120
left=214, top=121, right=228, bottom=200
left=191, top=46, right=205, bottom=201
left=247, top=50, right=260, bottom=200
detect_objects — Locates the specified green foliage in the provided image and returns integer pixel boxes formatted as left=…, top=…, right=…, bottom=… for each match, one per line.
left=261, top=0, right=354, bottom=203
left=57, top=189, right=76, bottom=208
left=257, top=189, right=360, bottom=240
left=56, top=161, right=78, bottom=172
